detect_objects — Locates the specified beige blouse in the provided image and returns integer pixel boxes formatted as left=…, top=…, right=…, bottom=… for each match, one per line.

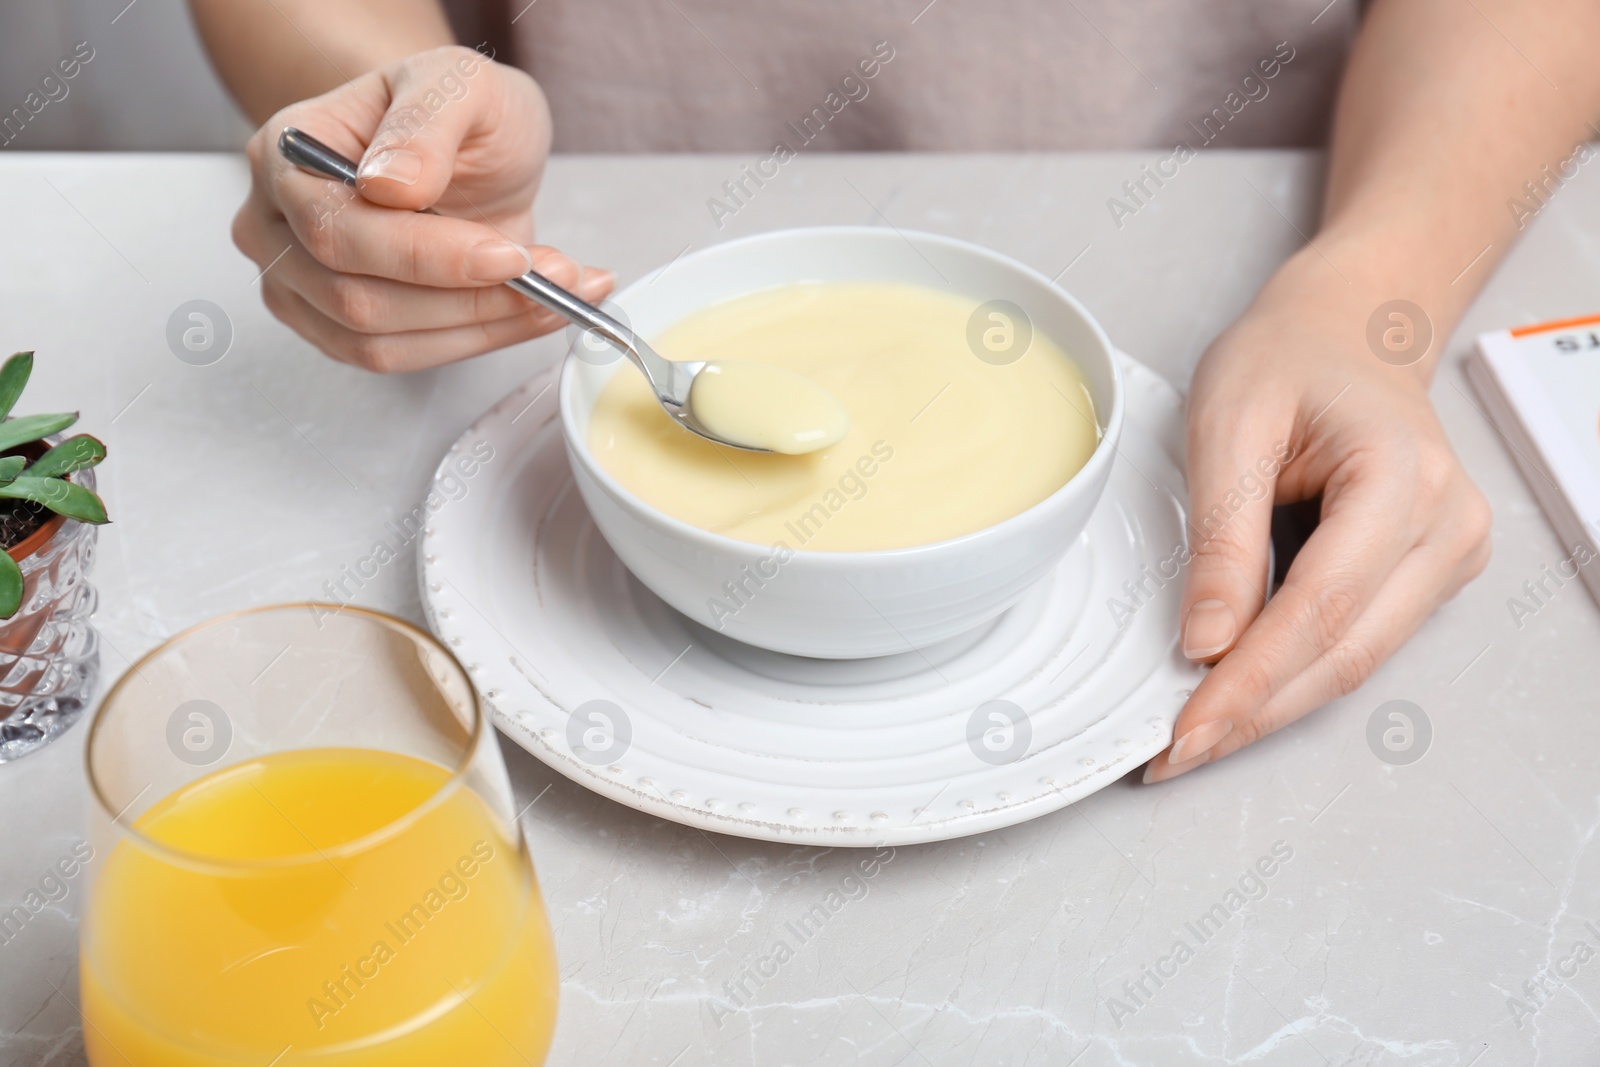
left=503, top=0, right=1360, bottom=152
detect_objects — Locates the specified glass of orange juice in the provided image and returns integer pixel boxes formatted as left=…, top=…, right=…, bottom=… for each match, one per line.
left=80, top=604, right=558, bottom=1066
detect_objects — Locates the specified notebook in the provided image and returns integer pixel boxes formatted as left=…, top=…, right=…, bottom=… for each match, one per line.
left=1466, top=314, right=1600, bottom=614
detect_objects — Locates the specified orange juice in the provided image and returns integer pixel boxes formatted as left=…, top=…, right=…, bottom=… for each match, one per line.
left=80, top=748, right=558, bottom=1066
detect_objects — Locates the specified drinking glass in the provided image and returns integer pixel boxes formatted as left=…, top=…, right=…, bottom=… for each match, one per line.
left=80, top=604, right=558, bottom=1066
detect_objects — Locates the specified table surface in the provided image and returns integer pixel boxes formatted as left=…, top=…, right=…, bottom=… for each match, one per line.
left=1, top=150, right=1597, bottom=1067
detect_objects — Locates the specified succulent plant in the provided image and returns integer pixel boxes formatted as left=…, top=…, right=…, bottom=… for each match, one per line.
left=0, top=352, right=109, bottom=618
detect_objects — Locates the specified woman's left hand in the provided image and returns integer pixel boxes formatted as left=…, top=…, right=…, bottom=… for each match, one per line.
left=1145, top=247, right=1493, bottom=783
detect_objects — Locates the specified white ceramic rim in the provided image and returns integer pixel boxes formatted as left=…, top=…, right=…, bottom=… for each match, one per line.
left=419, top=354, right=1202, bottom=846
left=557, top=225, right=1127, bottom=563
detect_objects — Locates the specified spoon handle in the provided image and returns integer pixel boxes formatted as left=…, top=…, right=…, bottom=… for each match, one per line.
left=277, top=127, right=636, bottom=353
left=278, top=127, right=360, bottom=185
left=502, top=272, right=631, bottom=349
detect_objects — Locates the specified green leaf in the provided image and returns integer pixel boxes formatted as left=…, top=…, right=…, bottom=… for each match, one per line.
left=0, top=412, right=78, bottom=454
left=0, top=457, right=25, bottom=484
left=0, top=476, right=108, bottom=524
left=0, top=353, right=33, bottom=422
left=0, top=550, right=20, bottom=619
left=26, top=435, right=105, bottom=479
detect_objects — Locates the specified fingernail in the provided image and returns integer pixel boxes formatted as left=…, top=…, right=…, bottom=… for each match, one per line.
left=466, top=240, right=534, bottom=282
left=1183, top=598, right=1237, bottom=660
left=1168, top=718, right=1233, bottom=764
left=1143, top=749, right=1210, bottom=784
left=578, top=268, right=614, bottom=299
left=357, top=148, right=422, bottom=186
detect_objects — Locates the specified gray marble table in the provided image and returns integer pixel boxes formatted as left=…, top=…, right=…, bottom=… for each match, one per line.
left=2, top=150, right=1598, bottom=1067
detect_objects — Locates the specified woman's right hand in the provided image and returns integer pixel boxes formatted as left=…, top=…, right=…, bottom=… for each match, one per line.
left=234, top=45, right=613, bottom=373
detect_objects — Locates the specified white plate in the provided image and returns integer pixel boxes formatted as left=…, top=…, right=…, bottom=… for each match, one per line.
left=419, top=353, right=1205, bottom=846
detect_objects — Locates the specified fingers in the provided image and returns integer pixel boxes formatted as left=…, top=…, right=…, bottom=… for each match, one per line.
left=244, top=69, right=391, bottom=188
left=236, top=48, right=580, bottom=368
left=261, top=277, right=574, bottom=374
left=254, top=125, right=534, bottom=290
left=243, top=210, right=611, bottom=333
left=1179, top=417, right=1292, bottom=662
left=1145, top=457, right=1490, bottom=785
left=1151, top=452, right=1412, bottom=780
left=251, top=52, right=544, bottom=289
left=1150, top=523, right=1483, bottom=783
left=1217, top=483, right=1490, bottom=763
left=236, top=162, right=616, bottom=367
left=354, top=47, right=515, bottom=212
left=285, top=186, right=539, bottom=287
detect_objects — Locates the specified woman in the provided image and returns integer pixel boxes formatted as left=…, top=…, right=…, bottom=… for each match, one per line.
left=190, top=0, right=1600, bottom=781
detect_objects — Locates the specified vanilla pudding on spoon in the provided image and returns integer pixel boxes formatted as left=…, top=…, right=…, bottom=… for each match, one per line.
left=586, top=281, right=1100, bottom=552
left=687, top=360, right=851, bottom=454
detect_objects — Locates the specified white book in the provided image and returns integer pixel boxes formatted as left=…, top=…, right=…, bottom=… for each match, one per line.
left=1466, top=314, right=1600, bottom=614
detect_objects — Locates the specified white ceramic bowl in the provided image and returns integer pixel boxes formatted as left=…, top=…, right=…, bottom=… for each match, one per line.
left=559, top=227, right=1124, bottom=659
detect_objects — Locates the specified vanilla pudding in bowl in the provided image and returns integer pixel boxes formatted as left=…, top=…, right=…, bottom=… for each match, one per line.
left=560, top=227, right=1124, bottom=659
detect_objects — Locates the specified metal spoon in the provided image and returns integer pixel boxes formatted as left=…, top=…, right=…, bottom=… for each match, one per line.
left=277, top=127, right=766, bottom=451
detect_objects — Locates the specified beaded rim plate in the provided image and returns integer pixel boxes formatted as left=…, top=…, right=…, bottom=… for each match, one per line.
left=419, top=353, right=1205, bottom=846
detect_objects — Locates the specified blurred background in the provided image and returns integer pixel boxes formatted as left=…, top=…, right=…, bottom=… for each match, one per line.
left=0, top=0, right=246, bottom=150
left=0, top=0, right=507, bottom=150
